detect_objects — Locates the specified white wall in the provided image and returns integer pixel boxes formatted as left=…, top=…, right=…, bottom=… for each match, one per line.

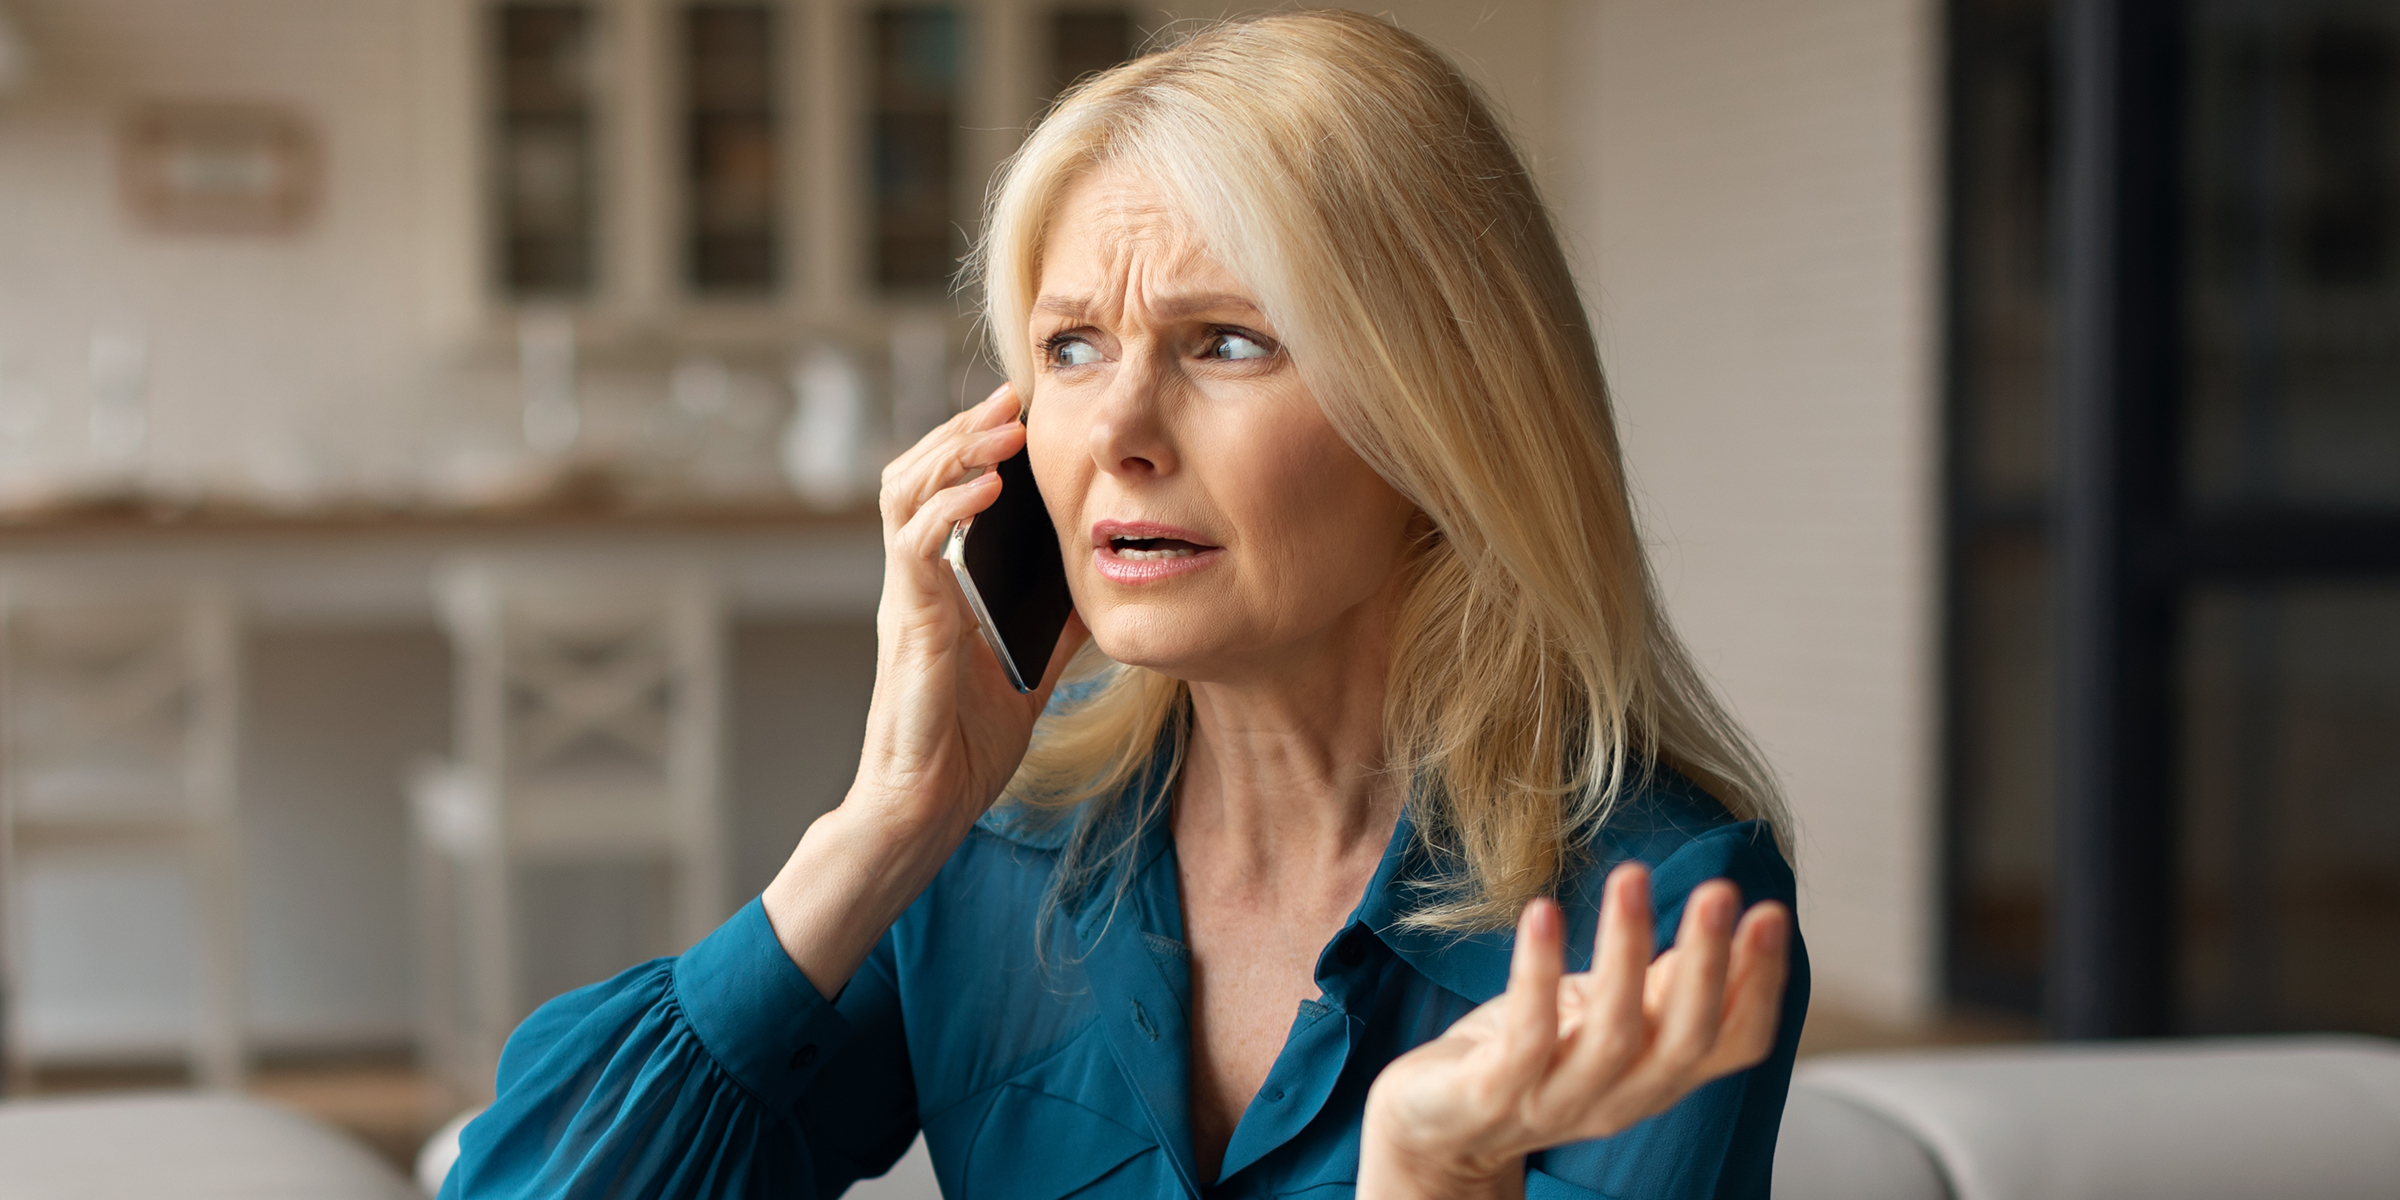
left=1555, top=0, right=1943, bottom=1021
left=0, top=0, right=437, bottom=501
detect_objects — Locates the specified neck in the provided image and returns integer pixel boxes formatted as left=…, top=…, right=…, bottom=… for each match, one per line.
left=1174, top=591, right=1404, bottom=874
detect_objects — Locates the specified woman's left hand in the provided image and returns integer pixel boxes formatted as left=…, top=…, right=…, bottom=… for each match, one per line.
left=1358, top=865, right=1791, bottom=1200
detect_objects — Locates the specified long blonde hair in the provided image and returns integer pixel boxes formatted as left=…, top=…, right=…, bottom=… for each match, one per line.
left=974, top=10, right=1788, bottom=931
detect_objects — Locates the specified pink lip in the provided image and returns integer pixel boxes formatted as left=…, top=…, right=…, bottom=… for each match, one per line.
left=1089, top=520, right=1219, bottom=548
left=1088, top=519, right=1225, bottom=584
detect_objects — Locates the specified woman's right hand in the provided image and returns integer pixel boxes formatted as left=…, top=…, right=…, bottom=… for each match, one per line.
left=762, top=383, right=1088, bottom=998
left=852, top=382, right=1087, bottom=842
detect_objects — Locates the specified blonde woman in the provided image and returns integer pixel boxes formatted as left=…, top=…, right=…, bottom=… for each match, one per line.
left=446, top=12, right=1803, bottom=1200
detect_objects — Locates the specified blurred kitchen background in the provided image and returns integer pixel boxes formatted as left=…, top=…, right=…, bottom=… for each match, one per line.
left=0, top=0, right=2394, bottom=1175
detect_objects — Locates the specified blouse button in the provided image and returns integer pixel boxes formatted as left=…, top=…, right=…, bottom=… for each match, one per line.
left=1337, top=929, right=1369, bottom=968
left=1130, top=1000, right=1159, bottom=1042
left=789, top=1043, right=818, bottom=1070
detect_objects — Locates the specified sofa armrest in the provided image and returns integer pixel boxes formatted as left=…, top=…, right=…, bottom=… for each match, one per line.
left=1791, top=1035, right=2400, bottom=1200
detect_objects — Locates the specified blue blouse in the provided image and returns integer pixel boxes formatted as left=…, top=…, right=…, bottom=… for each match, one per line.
left=443, top=767, right=1807, bottom=1200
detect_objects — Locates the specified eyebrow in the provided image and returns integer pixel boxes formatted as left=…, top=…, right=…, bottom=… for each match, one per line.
left=1032, top=292, right=1265, bottom=322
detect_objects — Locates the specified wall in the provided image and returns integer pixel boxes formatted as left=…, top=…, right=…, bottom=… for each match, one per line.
left=0, top=0, right=436, bottom=502
left=1555, top=0, right=1943, bottom=1021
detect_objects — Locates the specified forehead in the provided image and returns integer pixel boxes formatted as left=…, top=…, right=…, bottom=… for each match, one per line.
left=1036, top=168, right=1247, bottom=296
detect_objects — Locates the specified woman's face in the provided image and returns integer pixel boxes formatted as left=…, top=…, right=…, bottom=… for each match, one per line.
left=1025, top=169, right=1417, bottom=683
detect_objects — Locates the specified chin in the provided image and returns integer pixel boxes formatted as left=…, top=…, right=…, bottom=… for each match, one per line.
left=1082, top=605, right=1245, bottom=679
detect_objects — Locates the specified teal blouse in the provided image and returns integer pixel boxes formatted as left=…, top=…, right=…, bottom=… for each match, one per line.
left=442, top=766, right=1807, bottom=1200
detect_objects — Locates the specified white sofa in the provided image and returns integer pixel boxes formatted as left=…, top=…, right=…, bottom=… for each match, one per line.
left=1772, top=1035, right=2400, bottom=1200
left=0, top=1091, right=420, bottom=1200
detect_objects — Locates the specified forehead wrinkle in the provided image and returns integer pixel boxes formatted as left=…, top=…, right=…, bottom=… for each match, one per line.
left=1033, top=234, right=1263, bottom=331
left=1034, top=168, right=1264, bottom=329
left=1033, top=294, right=1094, bottom=318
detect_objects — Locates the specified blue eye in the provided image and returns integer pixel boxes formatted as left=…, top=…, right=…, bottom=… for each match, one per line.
left=1204, top=331, right=1272, bottom=361
left=1046, top=336, right=1102, bottom=368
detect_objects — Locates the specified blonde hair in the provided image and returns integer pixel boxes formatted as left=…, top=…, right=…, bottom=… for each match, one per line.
left=975, top=10, right=1788, bottom=931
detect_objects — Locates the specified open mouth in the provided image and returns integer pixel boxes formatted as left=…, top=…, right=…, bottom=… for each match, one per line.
left=1090, top=521, right=1222, bottom=580
left=1106, top=535, right=1216, bottom=561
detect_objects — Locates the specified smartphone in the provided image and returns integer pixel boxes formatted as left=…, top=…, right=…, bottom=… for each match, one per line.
left=943, top=444, right=1074, bottom=693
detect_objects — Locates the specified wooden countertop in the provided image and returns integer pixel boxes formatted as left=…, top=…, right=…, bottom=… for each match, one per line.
left=0, top=491, right=890, bottom=624
left=0, top=496, right=882, bottom=543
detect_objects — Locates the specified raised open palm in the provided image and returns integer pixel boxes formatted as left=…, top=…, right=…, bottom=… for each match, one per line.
left=1360, top=866, right=1791, bottom=1200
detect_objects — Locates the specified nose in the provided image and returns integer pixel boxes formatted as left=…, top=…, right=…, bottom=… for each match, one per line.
left=1086, top=349, right=1178, bottom=481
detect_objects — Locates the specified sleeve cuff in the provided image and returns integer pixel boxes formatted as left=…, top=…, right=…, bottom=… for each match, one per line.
left=672, top=897, right=855, bottom=1110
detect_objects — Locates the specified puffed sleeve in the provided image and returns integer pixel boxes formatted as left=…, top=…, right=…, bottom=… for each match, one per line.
left=441, top=898, right=920, bottom=1200
left=1527, top=819, right=1811, bottom=1200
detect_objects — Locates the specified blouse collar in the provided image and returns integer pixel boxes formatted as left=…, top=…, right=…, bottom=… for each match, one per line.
left=979, top=754, right=1536, bottom=1007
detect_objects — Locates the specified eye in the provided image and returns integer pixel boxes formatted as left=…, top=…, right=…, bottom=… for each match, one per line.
left=1201, top=330, right=1274, bottom=361
left=1044, top=334, right=1103, bottom=368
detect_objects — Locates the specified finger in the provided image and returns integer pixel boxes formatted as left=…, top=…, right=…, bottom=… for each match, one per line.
left=903, top=383, right=1019, bottom=464
left=882, top=421, right=1024, bottom=535
left=880, top=388, right=1023, bottom=528
left=895, top=470, right=1004, bottom=563
left=879, top=383, right=1014, bottom=491
left=1646, top=882, right=1739, bottom=1081
left=894, top=401, right=1022, bottom=502
left=1497, top=897, right=1565, bottom=1093
left=1694, top=902, right=1790, bottom=1077
left=1541, top=865, right=1652, bottom=1115
left=1597, top=863, right=1652, bottom=1015
left=1557, top=862, right=1652, bottom=1041
left=1571, top=884, right=1739, bottom=1135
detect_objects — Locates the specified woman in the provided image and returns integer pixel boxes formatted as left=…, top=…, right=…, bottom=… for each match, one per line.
left=447, top=11, right=1804, bottom=1200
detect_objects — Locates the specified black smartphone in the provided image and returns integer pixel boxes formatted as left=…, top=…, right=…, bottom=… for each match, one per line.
left=943, top=444, right=1074, bottom=693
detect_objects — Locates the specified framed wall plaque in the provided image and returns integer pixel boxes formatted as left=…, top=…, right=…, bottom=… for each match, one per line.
left=121, top=102, right=320, bottom=235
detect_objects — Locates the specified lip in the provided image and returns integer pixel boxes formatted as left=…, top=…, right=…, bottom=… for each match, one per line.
left=1089, top=519, right=1225, bottom=584
left=1089, top=519, right=1219, bottom=548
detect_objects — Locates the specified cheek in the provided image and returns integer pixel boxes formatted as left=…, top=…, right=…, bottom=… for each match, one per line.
left=1215, top=414, right=1409, bottom=599
left=1025, top=400, right=1088, bottom=533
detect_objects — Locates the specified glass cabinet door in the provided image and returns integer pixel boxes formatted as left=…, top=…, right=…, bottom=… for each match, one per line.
left=495, top=2, right=601, bottom=298
left=683, top=3, right=783, bottom=295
